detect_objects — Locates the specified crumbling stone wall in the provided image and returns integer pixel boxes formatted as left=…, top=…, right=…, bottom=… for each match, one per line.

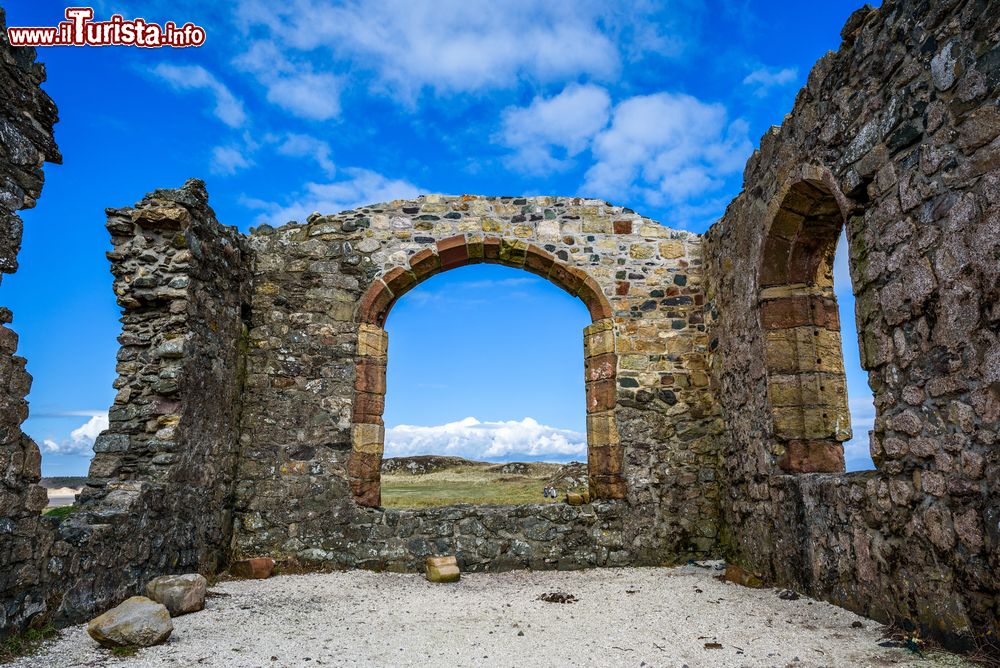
left=48, top=180, right=252, bottom=620
left=233, top=196, right=722, bottom=569
left=704, top=0, right=999, bottom=648
left=0, top=7, right=61, bottom=637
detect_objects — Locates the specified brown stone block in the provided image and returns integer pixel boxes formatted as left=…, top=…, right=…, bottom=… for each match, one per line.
left=584, top=352, right=616, bottom=382
left=230, top=557, right=275, bottom=579
left=524, top=244, right=555, bottom=276
left=352, top=391, right=385, bottom=424
left=566, top=492, right=586, bottom=505
left=586, top=378, right=617, bottom=413
left=383, top=267, right=417, bottom=298
left=409, top=248, right=441, bottom=279
left=584, top=322, right=615, bottom=358
left=613, top=220, right=632, bottom=234
left=724, top=564, right=764, bottom=588
left=482, top=237, right=501, bottom=262
left=351, top=423, right=385, bottom=455
left=437, top=235, right=470, bottom=269
left=587, top=411, right=620, bottom=446
left=347, top=450, right=382, bottom=480
left=358, top=280, right=393, bottom=325
left=590, top=474, right=626, bottom=499
left=760, top=295, right=840, bottom=330
left=548, top=262, right=586, bottom=295
left=357, top=323, right=389, bottom=358
left=354, top=359, right=387, bottom=394
left=426, top=556, right=460, bottom=583
left=588, top=443, right=624, bottom=476
left=759, top=236, right=791, bottom=287
left=579, top=277, right=612, bottom=320
left=351, top=478, right=381, bottom=507
left=777, top=439, right=845, bottom=473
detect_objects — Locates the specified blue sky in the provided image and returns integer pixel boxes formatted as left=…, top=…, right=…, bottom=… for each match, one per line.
left=3, top=0, right=877, bottom=475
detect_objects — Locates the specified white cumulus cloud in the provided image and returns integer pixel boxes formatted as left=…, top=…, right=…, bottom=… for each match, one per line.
left=582, top=92, right=752, bottom=221
left=234, top=40, right=342, bottom=121
left=152, top=64, right=247, bottom=128
left=234, top=0, right=625, bottom=102
left=211, top=145, right=254, bottom=176
left=41, top=412, right=108, bottom=455
left=273, top=133, right=336, bottom=175
left=500, top=84, right=612, bottom=173
left=743, top=65, right=798, bottom=96
left=385, top=417, right=585, bottom=461
left=241, top=167, right=423, bottom=226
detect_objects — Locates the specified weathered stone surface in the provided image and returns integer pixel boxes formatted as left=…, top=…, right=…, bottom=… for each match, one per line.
left=145, top=574, right=207, bottom=616
left=231, top=558, right=275, bottom=580
left=86, top=597, right=172, bottom=648
left=703, top=0, right=999, bottom=650
left=0, top=0, right=996, bottom=655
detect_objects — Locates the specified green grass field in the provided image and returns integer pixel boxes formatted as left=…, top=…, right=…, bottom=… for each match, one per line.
left=380, top=466, right=568, bottom=508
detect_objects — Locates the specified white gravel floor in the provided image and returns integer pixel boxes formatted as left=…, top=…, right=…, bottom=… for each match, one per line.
left=11, top=564, right=971, bottom=668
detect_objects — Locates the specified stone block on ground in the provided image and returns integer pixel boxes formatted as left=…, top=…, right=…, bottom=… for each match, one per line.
left=87, top=596, right=173, bottom=648
left=426, top=555, right=460, bottom=583
left=231, top=557, right=275, bottom=579
left=145, top=573, right=207, bottom=616
left=724, top=563, right=763, bottom=588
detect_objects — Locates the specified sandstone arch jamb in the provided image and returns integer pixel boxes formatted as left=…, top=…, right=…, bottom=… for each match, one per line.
left=347, top=234, right=624, bottom=507
left=758, top=177, right=852, bottom=473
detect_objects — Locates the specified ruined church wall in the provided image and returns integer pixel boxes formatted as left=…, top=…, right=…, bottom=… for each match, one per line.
left=42, top=180, right=253, bottom=622
left=704, top=0, right=999, bottom=646
left=233, top=195, right=723, bottom=569
left=0, top=8, right=61, bottom=638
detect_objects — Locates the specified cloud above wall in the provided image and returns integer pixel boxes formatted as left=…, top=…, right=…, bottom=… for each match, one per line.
left=232, top=0, right=646, bottom=102
left=40, top=412, right=108, bottom=455
left=583, top=92, right=752, bottom=213
left=241, top=167, right=423, bottom=226
left=151, top=64, right=247, bottom=128
left=500, top=84, right=612, bottom=173
left=385, top=417, right=586, bottom=461
left=742, top=65, right=799, bottom=97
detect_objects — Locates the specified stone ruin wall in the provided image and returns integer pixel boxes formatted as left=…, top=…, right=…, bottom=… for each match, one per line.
left=0, top=0, right=997, bottom=653
left=232, top=196, right=721, bottom=570
left=0, top=7, right=61, bottom=635
left=703, top=0, right=999, bottom=648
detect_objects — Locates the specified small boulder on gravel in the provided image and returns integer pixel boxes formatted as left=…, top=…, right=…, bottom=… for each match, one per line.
left=146, top=574, right=207, bottom=616
left=87, top=596, right=173, bottom=648
left=231, top=557, right=275, bottom=579
left=425, top=555, right=460, bottom=583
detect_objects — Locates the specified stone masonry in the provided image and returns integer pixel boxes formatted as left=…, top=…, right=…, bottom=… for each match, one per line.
left=0, top=7, right=61, bottom=635
left=703, top=0, right=999, bottom=648
left=232, top=196, right=718, bottom=570
left=0, top=0, right=996, bottom=655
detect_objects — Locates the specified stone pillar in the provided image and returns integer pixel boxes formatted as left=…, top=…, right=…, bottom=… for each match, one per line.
left=583, top=318, right=625, bottom=499
left=347, top=323, right=388, bottom=507
left=760, top=286, right=851, bottom=472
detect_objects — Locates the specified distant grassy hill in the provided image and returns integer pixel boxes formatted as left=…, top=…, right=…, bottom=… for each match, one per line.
left=380, top=456, right=587, bottom=508
left=39, top=477, right=89, bottom=489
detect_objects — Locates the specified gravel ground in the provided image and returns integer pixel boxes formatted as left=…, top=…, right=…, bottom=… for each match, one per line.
left=11, top=564, right=971, bottom=668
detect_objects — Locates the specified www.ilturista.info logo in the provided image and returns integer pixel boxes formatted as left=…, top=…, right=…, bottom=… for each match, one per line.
left=6, top=8, right=206, bottom=48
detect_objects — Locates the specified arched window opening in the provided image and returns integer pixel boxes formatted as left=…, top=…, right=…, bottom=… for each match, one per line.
left=377, top=264, right=590, bottom=508
left=348, top=235, right=625, bottom=508
left=759, top=180, right=852, bottom=473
